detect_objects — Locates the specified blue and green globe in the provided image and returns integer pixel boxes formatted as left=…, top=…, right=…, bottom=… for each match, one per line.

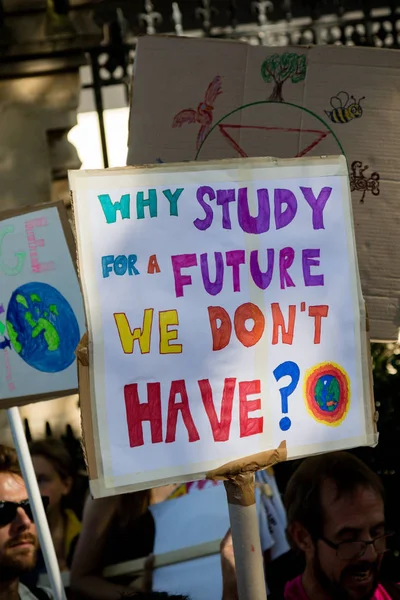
left=6, top=282, right=80, bottom=373
left=314, top=374, right=340, bottom=412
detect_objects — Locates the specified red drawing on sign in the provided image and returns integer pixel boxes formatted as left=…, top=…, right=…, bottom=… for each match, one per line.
left=172, top=75, right=222, bottom=150
left=218, top=124, right=330, bottom=158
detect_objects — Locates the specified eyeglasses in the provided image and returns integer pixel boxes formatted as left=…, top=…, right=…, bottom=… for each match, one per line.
left=0, top=497, right=49, bottom=528
left=321, top=533, right=394, bottom=561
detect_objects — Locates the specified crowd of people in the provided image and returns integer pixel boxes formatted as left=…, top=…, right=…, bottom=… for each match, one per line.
left=0, top=439, right=399, bottom=600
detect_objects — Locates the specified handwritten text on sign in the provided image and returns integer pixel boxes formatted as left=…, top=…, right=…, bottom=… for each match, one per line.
left=72, top=158, right=371, bottom=487
left=0, top=206, right=85, bottom=403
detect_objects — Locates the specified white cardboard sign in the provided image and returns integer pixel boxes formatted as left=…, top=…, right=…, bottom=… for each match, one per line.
left=0, top=202, right=85, bottom=407
left=70, top=155, right=376, bottom=497
left=128, top=37, right=400, bottom=342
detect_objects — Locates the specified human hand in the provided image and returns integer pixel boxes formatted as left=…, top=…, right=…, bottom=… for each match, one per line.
left=220, top=530, right=238, bottom=600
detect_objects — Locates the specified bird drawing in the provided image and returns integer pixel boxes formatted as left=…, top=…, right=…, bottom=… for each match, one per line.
left=172, top=75, right=222, bottom=150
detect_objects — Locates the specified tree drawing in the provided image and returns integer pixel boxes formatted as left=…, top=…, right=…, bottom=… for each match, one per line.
left=261, top=53, right=307, bottom=102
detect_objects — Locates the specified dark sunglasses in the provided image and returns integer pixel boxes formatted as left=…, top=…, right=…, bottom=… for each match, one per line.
left=0, top=497, right=49, bottom=527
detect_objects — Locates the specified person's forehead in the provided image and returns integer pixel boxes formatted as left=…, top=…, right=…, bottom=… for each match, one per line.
left=0, top=472, right=27, bottom=502
left=320, top=479, right=384, bottom=530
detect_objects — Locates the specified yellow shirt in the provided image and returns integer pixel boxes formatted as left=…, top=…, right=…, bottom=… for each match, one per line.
left=64, top=509, right=81, bottom=564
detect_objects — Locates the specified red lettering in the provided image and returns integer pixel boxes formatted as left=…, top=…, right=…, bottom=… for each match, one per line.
left=234, top=302, right=265, bottom=347
left=147, top=254, right=161, bottom=274
left=271, top=303, right=296, bottom=345
left=208, top=306, right=232, bottom=351
left=124, top=382, right=163, bottom=447
left=199, top=378, right=236, bottom=442
left=166, top=380, right=200, bottom=443
left=308, top=304, right=329, bottom=344
left=239, top=380, right=263, bottom=438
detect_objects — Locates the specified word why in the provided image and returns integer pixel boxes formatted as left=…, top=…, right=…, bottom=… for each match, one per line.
left=172, top=247, right=324, bottom=298
left=98, top=189, right=183, bottom=224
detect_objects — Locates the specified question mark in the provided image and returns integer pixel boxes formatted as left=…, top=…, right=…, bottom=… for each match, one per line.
left=273, top=361, right=300, bottom=431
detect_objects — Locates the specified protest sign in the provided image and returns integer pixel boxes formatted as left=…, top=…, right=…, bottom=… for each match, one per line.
left=70, top=155, right=376, bottom=497
left=0, top=202, right=85, bottom=407
left=128, top=36, right=400, bottom=342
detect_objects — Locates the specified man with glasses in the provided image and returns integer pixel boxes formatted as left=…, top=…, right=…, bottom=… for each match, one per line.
left=0, top=444, right=51, bottom=600
left=283, top=451, right=398, bottom=599
left=221, top=451, right=400, bottom=599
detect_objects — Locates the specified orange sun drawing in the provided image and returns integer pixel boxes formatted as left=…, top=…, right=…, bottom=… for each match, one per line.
left=304, top=362, right=350, bottom=427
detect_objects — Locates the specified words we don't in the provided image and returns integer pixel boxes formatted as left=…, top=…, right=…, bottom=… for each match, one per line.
left=98, top=185, right=332, bottom=233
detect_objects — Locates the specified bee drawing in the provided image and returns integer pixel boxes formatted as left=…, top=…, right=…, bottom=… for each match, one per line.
left=325, top=91, right=365, bottom=124
left=349, top=161, right=380, bottom=204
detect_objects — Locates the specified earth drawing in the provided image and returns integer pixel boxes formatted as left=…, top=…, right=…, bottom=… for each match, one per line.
left=314, top=374, right=340, bottom=412
left=6, top=282, right=80, bottom=373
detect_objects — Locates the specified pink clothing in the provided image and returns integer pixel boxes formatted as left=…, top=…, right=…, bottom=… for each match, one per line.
left=284, top=575, right=393, bottom=599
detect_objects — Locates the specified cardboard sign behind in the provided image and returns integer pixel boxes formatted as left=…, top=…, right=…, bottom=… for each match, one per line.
left=70, top=155, right=376, bottom=497
left=0, top=202, right=85, bottom=407
left=128, top=37, right=400, bottom=342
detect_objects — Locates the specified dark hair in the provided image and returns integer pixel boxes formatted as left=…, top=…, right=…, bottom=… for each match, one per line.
left=29, top=438, right=73, bottom=482
left=0, top=444, right=22, bottom=478
left=284, top=451, right=384, bottom=541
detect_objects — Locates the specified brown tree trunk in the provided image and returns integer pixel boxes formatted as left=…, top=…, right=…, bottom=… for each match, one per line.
left=269, top=81, right=284, bottom=102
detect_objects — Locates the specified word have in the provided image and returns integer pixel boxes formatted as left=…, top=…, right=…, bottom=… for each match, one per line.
left=172, top=247, right=323, bottom=298
left=125, top=377, right=263, bottom=447
left=0, top=217, right=55, bottom=276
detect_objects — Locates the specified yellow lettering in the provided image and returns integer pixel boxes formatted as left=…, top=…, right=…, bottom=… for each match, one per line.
left=114, top=309, right=153, bottom=354
left=159, top=310, right=182, bottom=354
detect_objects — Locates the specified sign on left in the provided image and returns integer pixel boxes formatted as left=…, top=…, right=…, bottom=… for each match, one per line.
left=0, top=202, right=85, bottom=407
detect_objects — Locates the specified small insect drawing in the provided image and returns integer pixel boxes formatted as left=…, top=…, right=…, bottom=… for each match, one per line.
left=172, top=75, right=222, bottom=150
left=325, top=91, right=365, bottom=124
left=350, top=161, right=380, bottom=203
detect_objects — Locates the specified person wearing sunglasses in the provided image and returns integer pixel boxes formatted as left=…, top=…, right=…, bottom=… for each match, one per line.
left=0, top=444, right=52, bottom=600
left=220, top=451, right=400, bottom=600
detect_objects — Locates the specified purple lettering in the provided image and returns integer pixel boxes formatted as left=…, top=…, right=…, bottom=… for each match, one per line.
left=274, top=189, right=297, bottom=230
left=171, top=254, right=198, bottom=297
left=250, top=249, right=274, bottom=290
left=194, top=186, right=215, bottom=231
left=226, top=250, right=245, bottom=293
left=300, top=186, right=332, bottom=230
left=201, top=252, right=224, bottom=296
left=279, top=247, right=295, bottom=289
left=238, top=188, right=270, bottom=234
left=216, top=189, right=235, bottom=230
left=302, top=249, right=324, bottom=286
